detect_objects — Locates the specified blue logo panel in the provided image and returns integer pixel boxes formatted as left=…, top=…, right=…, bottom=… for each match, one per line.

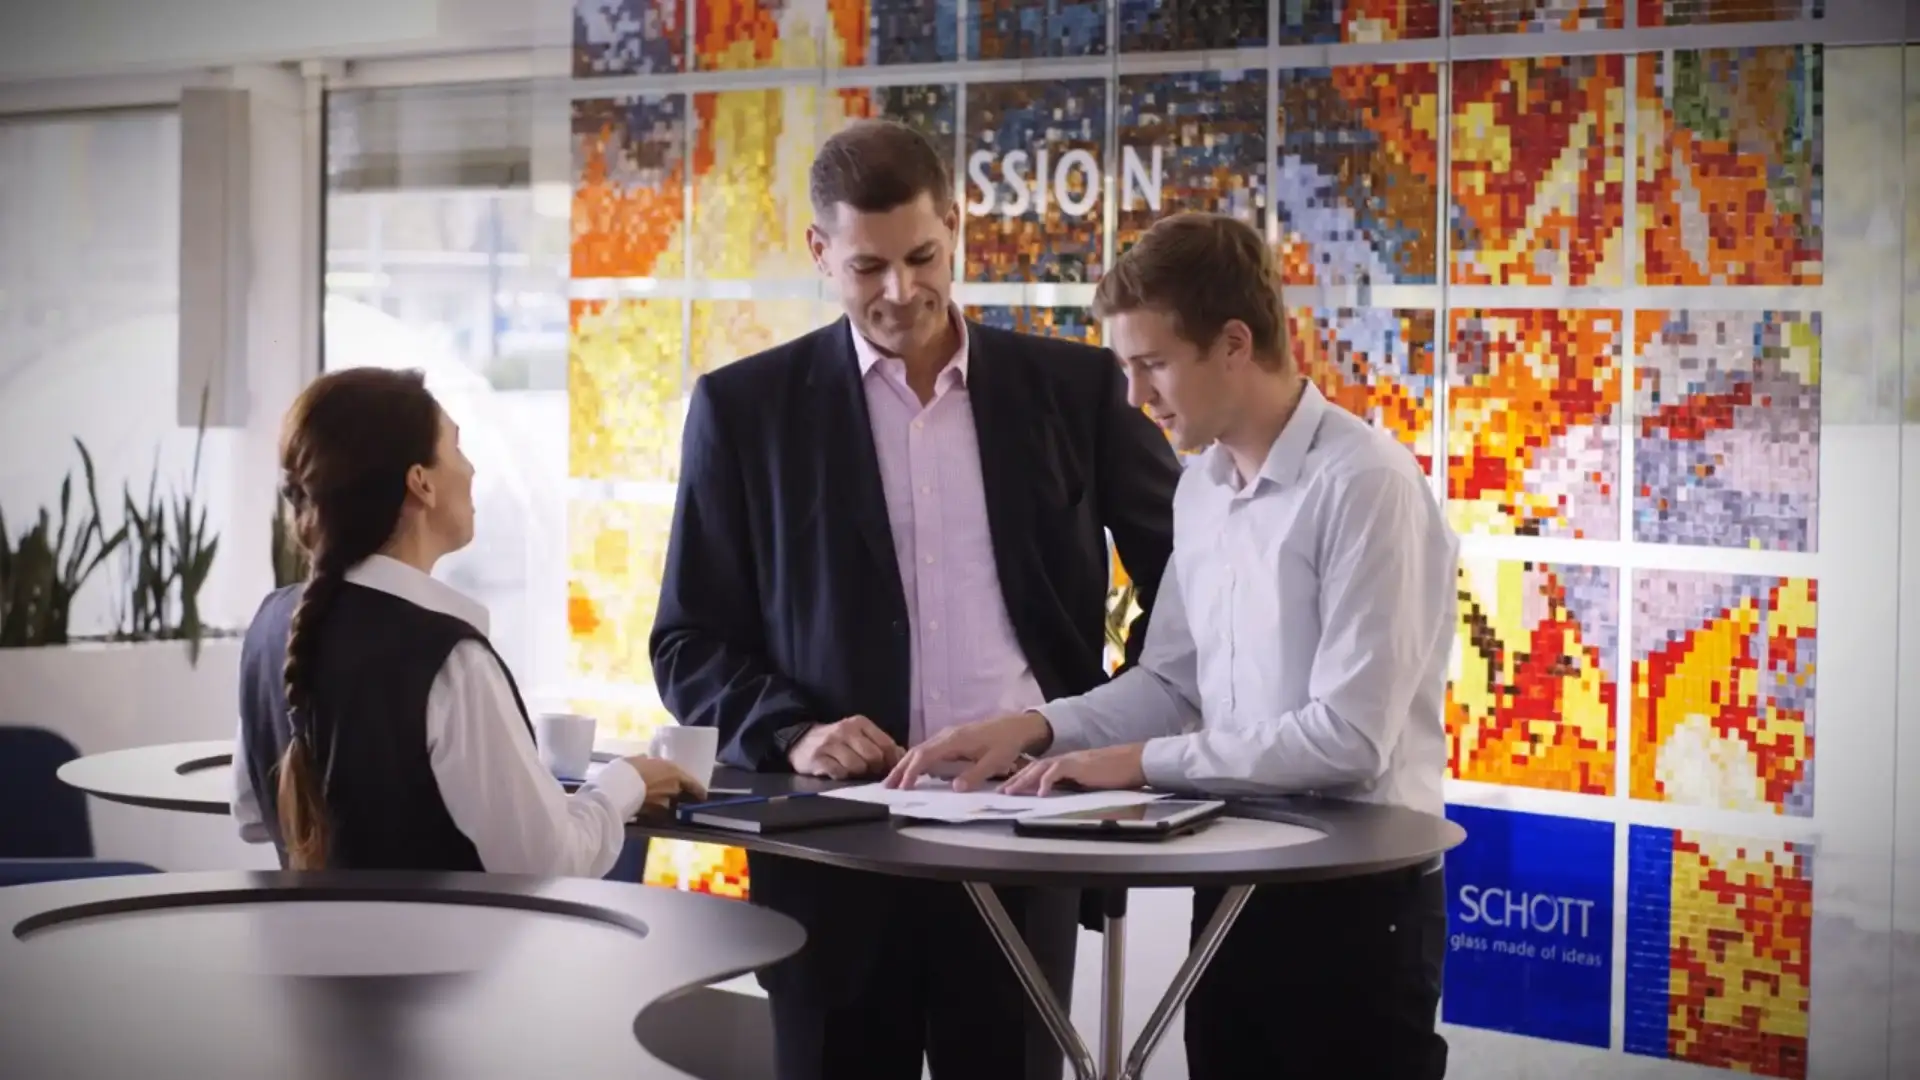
left=1442, top=804, right=1614, bottom=1048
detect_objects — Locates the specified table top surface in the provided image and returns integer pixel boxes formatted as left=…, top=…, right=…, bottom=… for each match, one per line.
left=630, top=767, right=1463, bottom=889
left=0, top=869, right=802, bottom=1080
left=56, top=739, right=624, bottom=815
left=56, top=741, right=1465, bottom=888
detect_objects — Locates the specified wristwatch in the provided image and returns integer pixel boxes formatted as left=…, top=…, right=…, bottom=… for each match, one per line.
left=770, top=722, right=814, bottom=760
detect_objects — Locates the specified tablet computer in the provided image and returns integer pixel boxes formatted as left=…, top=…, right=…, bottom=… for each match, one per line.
left=1011, top=799, right=1227, bottom=842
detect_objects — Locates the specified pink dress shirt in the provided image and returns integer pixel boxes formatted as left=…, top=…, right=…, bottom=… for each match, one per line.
left=850, top=312, right=1047, bottom=745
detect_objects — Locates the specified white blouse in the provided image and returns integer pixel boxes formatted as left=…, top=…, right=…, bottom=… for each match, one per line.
left=231, top=554, right=646, bottom=878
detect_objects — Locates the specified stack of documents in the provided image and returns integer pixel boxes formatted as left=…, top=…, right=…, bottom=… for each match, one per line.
left=823, top=777, right=1165, bottom=824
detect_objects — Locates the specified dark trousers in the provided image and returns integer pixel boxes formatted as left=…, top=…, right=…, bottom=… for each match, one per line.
left=763, top=875, right=1079, bottom=1080
left=1187, top=866, right=1449, bottom=1080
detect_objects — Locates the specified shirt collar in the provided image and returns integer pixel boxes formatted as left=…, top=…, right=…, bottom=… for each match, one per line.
left=344, top=554, right=491, bottom=636
left=1202, top=378, right=1330, bottom=493
left=849, top=306, right=970, bottom=387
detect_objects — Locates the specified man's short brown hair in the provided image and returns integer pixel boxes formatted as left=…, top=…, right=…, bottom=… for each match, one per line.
left=1094, top=212, right=1290, bottom=370
left=810, top=119, right=953, bottom=219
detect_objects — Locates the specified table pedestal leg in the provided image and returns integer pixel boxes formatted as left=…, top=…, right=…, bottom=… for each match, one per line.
left=1118, top=884, right=1255, bottom=1080
left=964, top=882, right=1255, bottom=1080
left=962, top=882, right=1098, bottom=1080
left=1098, top=889, right=1127, bottom=1079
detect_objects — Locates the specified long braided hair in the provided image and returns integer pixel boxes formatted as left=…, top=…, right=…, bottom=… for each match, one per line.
left=275, top=368, right=442, bottom=869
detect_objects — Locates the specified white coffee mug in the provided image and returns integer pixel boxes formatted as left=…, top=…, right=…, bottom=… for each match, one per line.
left=647, top=725, right=719, bottom=789
left=535, top=712, right=597, bottom=781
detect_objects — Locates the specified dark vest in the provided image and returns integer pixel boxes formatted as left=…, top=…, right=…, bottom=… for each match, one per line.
left=238, top=581, right=533, bottom=871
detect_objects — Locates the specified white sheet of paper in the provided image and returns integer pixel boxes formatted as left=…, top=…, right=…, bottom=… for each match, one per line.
left=823, top=778, right=1166, bottom=823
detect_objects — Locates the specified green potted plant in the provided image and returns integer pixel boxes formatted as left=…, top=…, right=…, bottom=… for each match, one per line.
left=107, top=387, right=222, bottom=664
left=0, top=442, right=126, bottom=647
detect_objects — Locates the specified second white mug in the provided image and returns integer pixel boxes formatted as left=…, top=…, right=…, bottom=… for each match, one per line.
left=647, top=725, right=719, bottom=789
left=534, top=712, right=597, bottom=781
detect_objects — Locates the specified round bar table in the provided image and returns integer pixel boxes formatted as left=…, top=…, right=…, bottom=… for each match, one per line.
left=629, top=767, right=1465, bottom=1080
left=0, top=869, right=804, bottom=1079
left=56, top=739, right=630, bottom=814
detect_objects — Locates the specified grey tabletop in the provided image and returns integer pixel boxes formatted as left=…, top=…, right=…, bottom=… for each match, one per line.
left=56, top=740, right=625, bottom=815
left=628, top=767, right=1464, bottom=889
left=0, top=869, right=803, bottom=1080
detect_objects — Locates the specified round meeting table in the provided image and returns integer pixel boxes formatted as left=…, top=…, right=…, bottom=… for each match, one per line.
left=50, top=740, right=779, bottom=1079
left=0, top=868, right=804, bottom=1079
left=56, top=738, right=634, bottom=815
left=629, top=767, right=1465, bottom=1080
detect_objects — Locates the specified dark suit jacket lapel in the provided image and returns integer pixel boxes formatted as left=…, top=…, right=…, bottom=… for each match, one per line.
left=965, top=323, right=1036, bottom=623
left=812, top=318, right=905, bottom=609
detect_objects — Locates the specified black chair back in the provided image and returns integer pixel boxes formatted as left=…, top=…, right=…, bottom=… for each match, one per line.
left=0, top=726, right=93, bottom=858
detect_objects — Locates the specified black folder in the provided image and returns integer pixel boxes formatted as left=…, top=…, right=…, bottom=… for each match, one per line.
left=676, top=794, right=890, bottom=835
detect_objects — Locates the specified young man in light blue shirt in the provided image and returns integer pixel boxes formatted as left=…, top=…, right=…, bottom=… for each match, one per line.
left=888, top=211, right=1460, bottom=1078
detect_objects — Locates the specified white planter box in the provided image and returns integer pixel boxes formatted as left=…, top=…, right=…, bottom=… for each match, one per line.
left=0, top=637, right=276, bottom=872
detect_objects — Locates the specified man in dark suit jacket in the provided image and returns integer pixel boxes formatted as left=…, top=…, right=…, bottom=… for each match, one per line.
left=649, top=119, right=1179, bottom=1080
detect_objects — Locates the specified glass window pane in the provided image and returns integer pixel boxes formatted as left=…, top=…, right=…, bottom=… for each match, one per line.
left=0, top=109, right=238, bottom=638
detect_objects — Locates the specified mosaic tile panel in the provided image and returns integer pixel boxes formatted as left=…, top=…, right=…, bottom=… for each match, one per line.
left=1631, top=571, right=1816, bottom=816
left=820, top=84, right=958, bottom=175
left=691, top=88, right=818, bottom=280
left=1633, top=310, right=1821, bottom=552
left=1448, top=560, right=1619, bottom=795
left=966, top=0, right=1108, bottom=60
left=1636, top=47, right=1823, bottom=286
left=964, top=79, right=1107, bottom=283
left=1276, top=63, right=1440, bottom=286
left=645, top=838, right=752, bottom=898
left=1115, top=70, right=1267, bottom=255
left=571, top=96, right=686, bottom=280
left=1452, top=0, right=1622, bottom=32
left=695, top=0, right=829, bottom=69
left=691, top=300, right=833, bottom=376
left=1451, top=55, right=1627, bottom=286
left=1288, top=307, right=1436, bottom=473
left=567, top=496, right=676, bottom=684
left=569, top=298, right=686, bottom=483
left=1638, top=0, right=1822, bottom=25
left=830, top=0, right=959, bottom=64
left=1626, top=828, right=1813, bottom=1078
left=1117, top=0, right=1266, bottom=51
left=1446, top=309, right=1623, bottom=539
left=964, top=304, right=1101, bottom=345
left=574, top=0, right=686, bottom=76
left=1278, top=0, right=1441, bottom=42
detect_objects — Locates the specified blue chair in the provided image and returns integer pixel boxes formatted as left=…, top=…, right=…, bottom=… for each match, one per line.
left=0, top=726, right=93, bottom=858
left=0, top=859, right=160, bottom=887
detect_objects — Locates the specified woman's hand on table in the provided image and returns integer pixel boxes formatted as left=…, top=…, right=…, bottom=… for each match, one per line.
left=627, top=756, right=708, bottom=809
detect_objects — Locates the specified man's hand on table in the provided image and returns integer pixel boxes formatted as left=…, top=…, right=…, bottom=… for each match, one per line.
left=885, top=710, right=1055, bottom=793
left=788, top=715, right=904, bottom=780
left=998, top=744, right=1147, bottom=797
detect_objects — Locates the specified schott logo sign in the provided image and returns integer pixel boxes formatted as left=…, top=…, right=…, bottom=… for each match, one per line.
left=965, top=145, right=1167, bottom=218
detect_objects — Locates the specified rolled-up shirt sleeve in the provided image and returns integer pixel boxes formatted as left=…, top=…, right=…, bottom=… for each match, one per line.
left=429, top=641, right=648, bottom=878
left=1040, top=559, right=1203, bottom=755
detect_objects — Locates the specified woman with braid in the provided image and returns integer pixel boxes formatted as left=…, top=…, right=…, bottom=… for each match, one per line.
left=230, top=368, right=703, bottom=874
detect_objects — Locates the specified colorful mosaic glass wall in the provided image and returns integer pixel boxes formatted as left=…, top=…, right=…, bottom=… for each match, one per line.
left=564, top=4, right=1846, bottom=1070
